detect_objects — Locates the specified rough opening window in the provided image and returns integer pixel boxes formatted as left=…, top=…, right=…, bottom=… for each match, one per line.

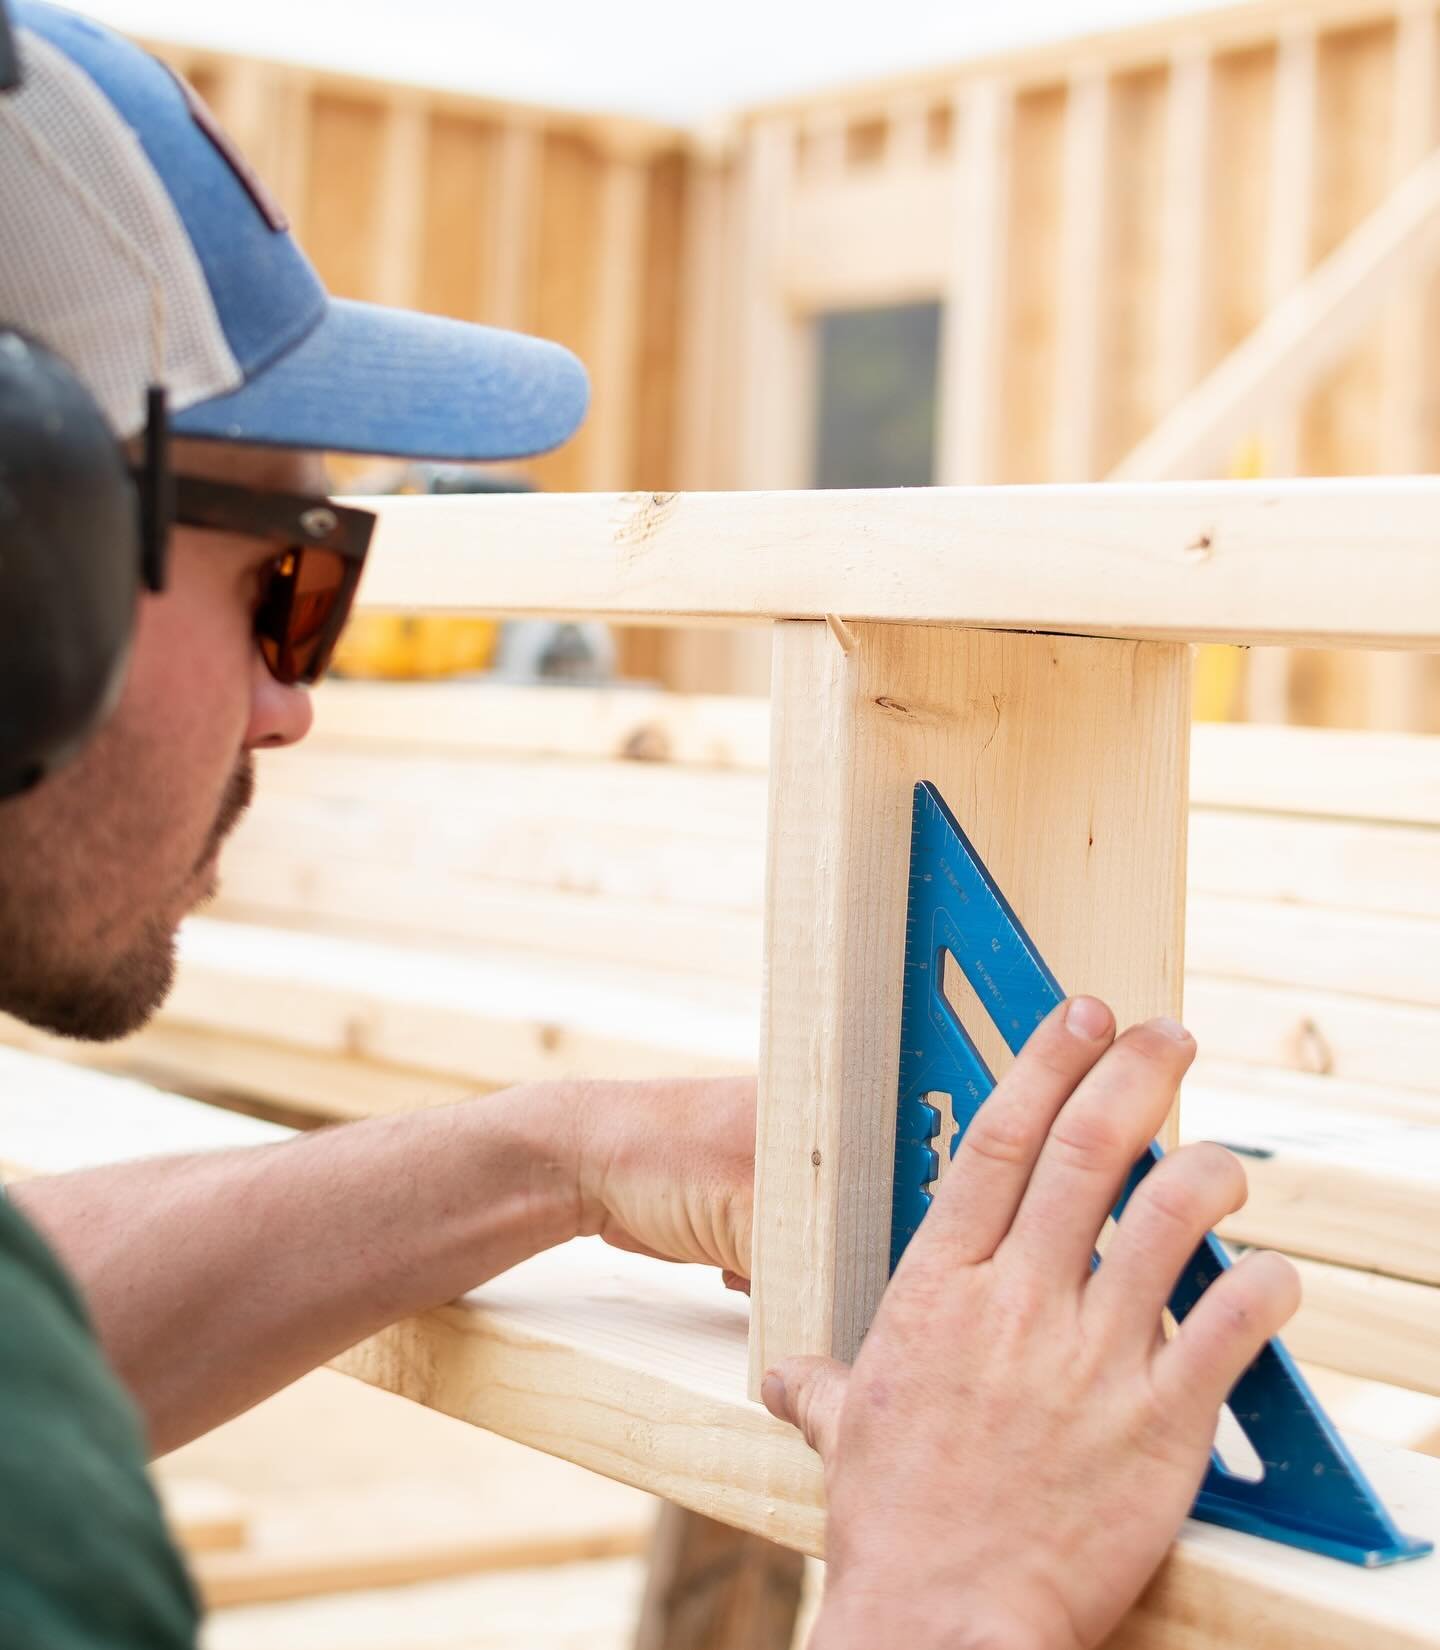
left=812, top=301, right=942, bottom=489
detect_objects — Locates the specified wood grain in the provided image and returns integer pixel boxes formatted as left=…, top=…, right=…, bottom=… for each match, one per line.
left=750, top=622, right=1190, bottom=1382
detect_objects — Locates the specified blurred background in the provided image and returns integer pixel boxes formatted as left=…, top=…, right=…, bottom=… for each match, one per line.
left=18, top=4, right=1440, bottom=1647
left=86, top=0, right=1440, bottom=727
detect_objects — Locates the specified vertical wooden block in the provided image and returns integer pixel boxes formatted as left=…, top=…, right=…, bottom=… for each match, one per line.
left=585, top=156, right=649, bottom=491
left=488, top=126, right=543, bottom=332
left=1052, top=73, right=1112, bottom=480
left=1263, top=29, right=1318, bottom=478
left=936, top=80, right=1012, bottom=486
left=371, top=103, right=429, bottom=311
left=632, top=1505, right=805, bottom=1650
left=749, top=621, right=1191, bottom=1391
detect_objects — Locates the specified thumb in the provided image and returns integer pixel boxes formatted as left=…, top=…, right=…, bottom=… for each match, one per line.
left=761, top=1356, right=850, bottom=1460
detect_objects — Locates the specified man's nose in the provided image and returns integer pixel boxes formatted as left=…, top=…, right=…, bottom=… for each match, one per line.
left=243, top=649, right=314, bottom=750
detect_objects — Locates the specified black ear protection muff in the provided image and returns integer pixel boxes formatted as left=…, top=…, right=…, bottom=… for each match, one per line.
left=0, top=0, right=170, bottom=801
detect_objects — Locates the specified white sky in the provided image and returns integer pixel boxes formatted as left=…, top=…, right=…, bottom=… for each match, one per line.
left=79, top=0, right=1229, bottom=123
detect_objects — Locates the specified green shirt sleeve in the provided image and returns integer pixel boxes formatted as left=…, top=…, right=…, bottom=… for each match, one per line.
left=0, top=1194, right=199, bottom=1649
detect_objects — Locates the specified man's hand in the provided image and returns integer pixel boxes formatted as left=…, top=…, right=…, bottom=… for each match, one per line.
left=762, top=999, right=1300, bottom=1650
left=570, top=1075, right=755, bottom=1283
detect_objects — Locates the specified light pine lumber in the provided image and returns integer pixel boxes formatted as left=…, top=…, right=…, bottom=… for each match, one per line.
left=1302, top=1367, right=1440, bottom=1458
left=161, top=1479, right=250, bottom=1555
left=224, top=788, right=766, bottom=915
left=1154, top=48, right=1214, bottom=411
left=370, top=102, right=428, bottom=309
left=1185, top=976, right=1440, bottom=1094
left=1189, top=721, right=1440, bottom=822
left=1268, top=1255, right=1440, bottom=1398
left=1110, top=140, right=1440, bottom=481
left=1380, top=6, right=1440, bottom=475
left=1189, top=1059, right=1440, bottom=1126
left=162, top=1366, right=657, bottom=1609
left=783, top=166, right=952, bottom=309
left=631, top=1505, right=804, bottom=1650
left=1183, top=1075, right=1440, bottom=1283
left=344, top=481, right=1440, bottom=647
left=742, top=2, right=1415, bottom=119
left=738, top=119, right=809, bottom=490
left=1187, top=809, right=1440, bottom=921
left=676, top=154, right=727, bottom=490
left=194, top=1516, right=644, bottom=1610
left=202, top=1559, right=647, bottom=1650
left=164, top=919, right=756, bottom=1078
left=3, top=1055, right=1438, bottom=1647
left=1259, top=26, right=1319, bottom=479
left=586, top=157, right=648, bottom=491
left=750, top=623, right=1190, bottom=1385
left=252, top=744, right=770, bottom=837
left=1186, top=893, right=1440, bottom=1007
left=0, top=1014, right=483, bottom=1125
left=1369, top=8, right=1440, bottom=730
left=1052, top=72, right=1111, bottom=480
left=936, top=80, right=1012, bottom=485
left=211, top=850, right=765, bottom=983
left=487, top=125, right=542, bottom=330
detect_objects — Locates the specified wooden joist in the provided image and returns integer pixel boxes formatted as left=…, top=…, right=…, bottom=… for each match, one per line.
left=309, top=681, right=771, bottom=770
left=1264, top=1256, right=1440, bottom=1400
left=1184, top=1069, right=1440, bottom=1282
left=345, top=481, right=1440, bottom=647
left=4, top=1041, right=1438, bottom=1650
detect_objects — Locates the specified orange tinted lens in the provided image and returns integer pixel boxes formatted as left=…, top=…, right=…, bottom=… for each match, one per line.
left=256, top=547, right=351, bottom=685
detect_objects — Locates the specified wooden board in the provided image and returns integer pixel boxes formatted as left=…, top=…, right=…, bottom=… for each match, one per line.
left=159, top=1367, right=656, bottom=1608
left=202, top=1559, right=648, bottom=1650
left=632, top=1504, right=804, bottom=1650
left=1184, top=1073, right=1440, bottom=1281
left=750, top=623, right=1190, bottom=1381
left=4, top=1052, right=1438, bottom=1646
left=1189, top=721, right=1440, bottom=823
left=1268, top=1255, right=1440, bottom=1398
left=345, top=482, right=1440, bottom=647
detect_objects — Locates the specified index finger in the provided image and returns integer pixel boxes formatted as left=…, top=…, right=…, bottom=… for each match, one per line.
left=904, top=996, right=1115, bottom=1273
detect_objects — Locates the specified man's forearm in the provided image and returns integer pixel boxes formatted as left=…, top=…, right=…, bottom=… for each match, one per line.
left=12, top=1087, right=577, bottom=1455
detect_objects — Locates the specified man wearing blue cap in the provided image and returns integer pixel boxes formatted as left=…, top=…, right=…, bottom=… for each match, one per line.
left=0, top=7, right=1298, bottom=1648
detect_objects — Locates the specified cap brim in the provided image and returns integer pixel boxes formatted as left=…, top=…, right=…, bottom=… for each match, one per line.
left=172, top=297, right=589, bottom=460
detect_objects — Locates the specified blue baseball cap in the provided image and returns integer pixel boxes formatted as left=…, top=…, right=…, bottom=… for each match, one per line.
left=0, top=2, right=590, bottom=459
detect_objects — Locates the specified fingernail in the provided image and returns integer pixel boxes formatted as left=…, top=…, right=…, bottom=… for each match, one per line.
left=1065, top=997, right=1110, bottom=1040
left=1149, top=1015, right=1193, bottom=1043
left=760, top=1373, right=786, bottom=1418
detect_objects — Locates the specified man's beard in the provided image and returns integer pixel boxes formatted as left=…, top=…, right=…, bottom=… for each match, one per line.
left=193, top=755, right=255, bottom=879
left=1, top=755, right=255, bottom=1043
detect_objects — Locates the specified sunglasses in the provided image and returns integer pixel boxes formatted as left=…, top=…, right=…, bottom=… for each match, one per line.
left=141, top=472, right=377, bottom=686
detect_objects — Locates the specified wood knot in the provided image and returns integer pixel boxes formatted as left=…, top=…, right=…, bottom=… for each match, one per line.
left=874, top=696, right=912, bottom=717
left=1183, top=529, right=1215, bottom=562
left=621, top=724, right=670, bottom=762
left=810, top=1149, right=822, bottom=1168
left=614, top=491, right=679, bottom=550
left=1290, top=1016, right=1333, bottom=1076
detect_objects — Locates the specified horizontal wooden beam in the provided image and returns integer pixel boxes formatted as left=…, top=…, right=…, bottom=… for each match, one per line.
left=344, top=481, right=1440, bottom=647
left=4, top=1038, right=1439, bottom=1648
left=1282, top=1255, right=1440, bottom=1398
left=1189, top=721, right=1440, bottom=826
left=1185, top=1074, right=1440, bottom=1283
left=309, top=681, right=771, bottom=771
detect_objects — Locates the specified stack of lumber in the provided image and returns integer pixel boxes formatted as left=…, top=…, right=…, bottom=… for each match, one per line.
left=0, top=1044, right=1433, bottom=1650
left=4, top=675, right=1440, bottom=1647
left=4, top=679, right=1439, bottom=1407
